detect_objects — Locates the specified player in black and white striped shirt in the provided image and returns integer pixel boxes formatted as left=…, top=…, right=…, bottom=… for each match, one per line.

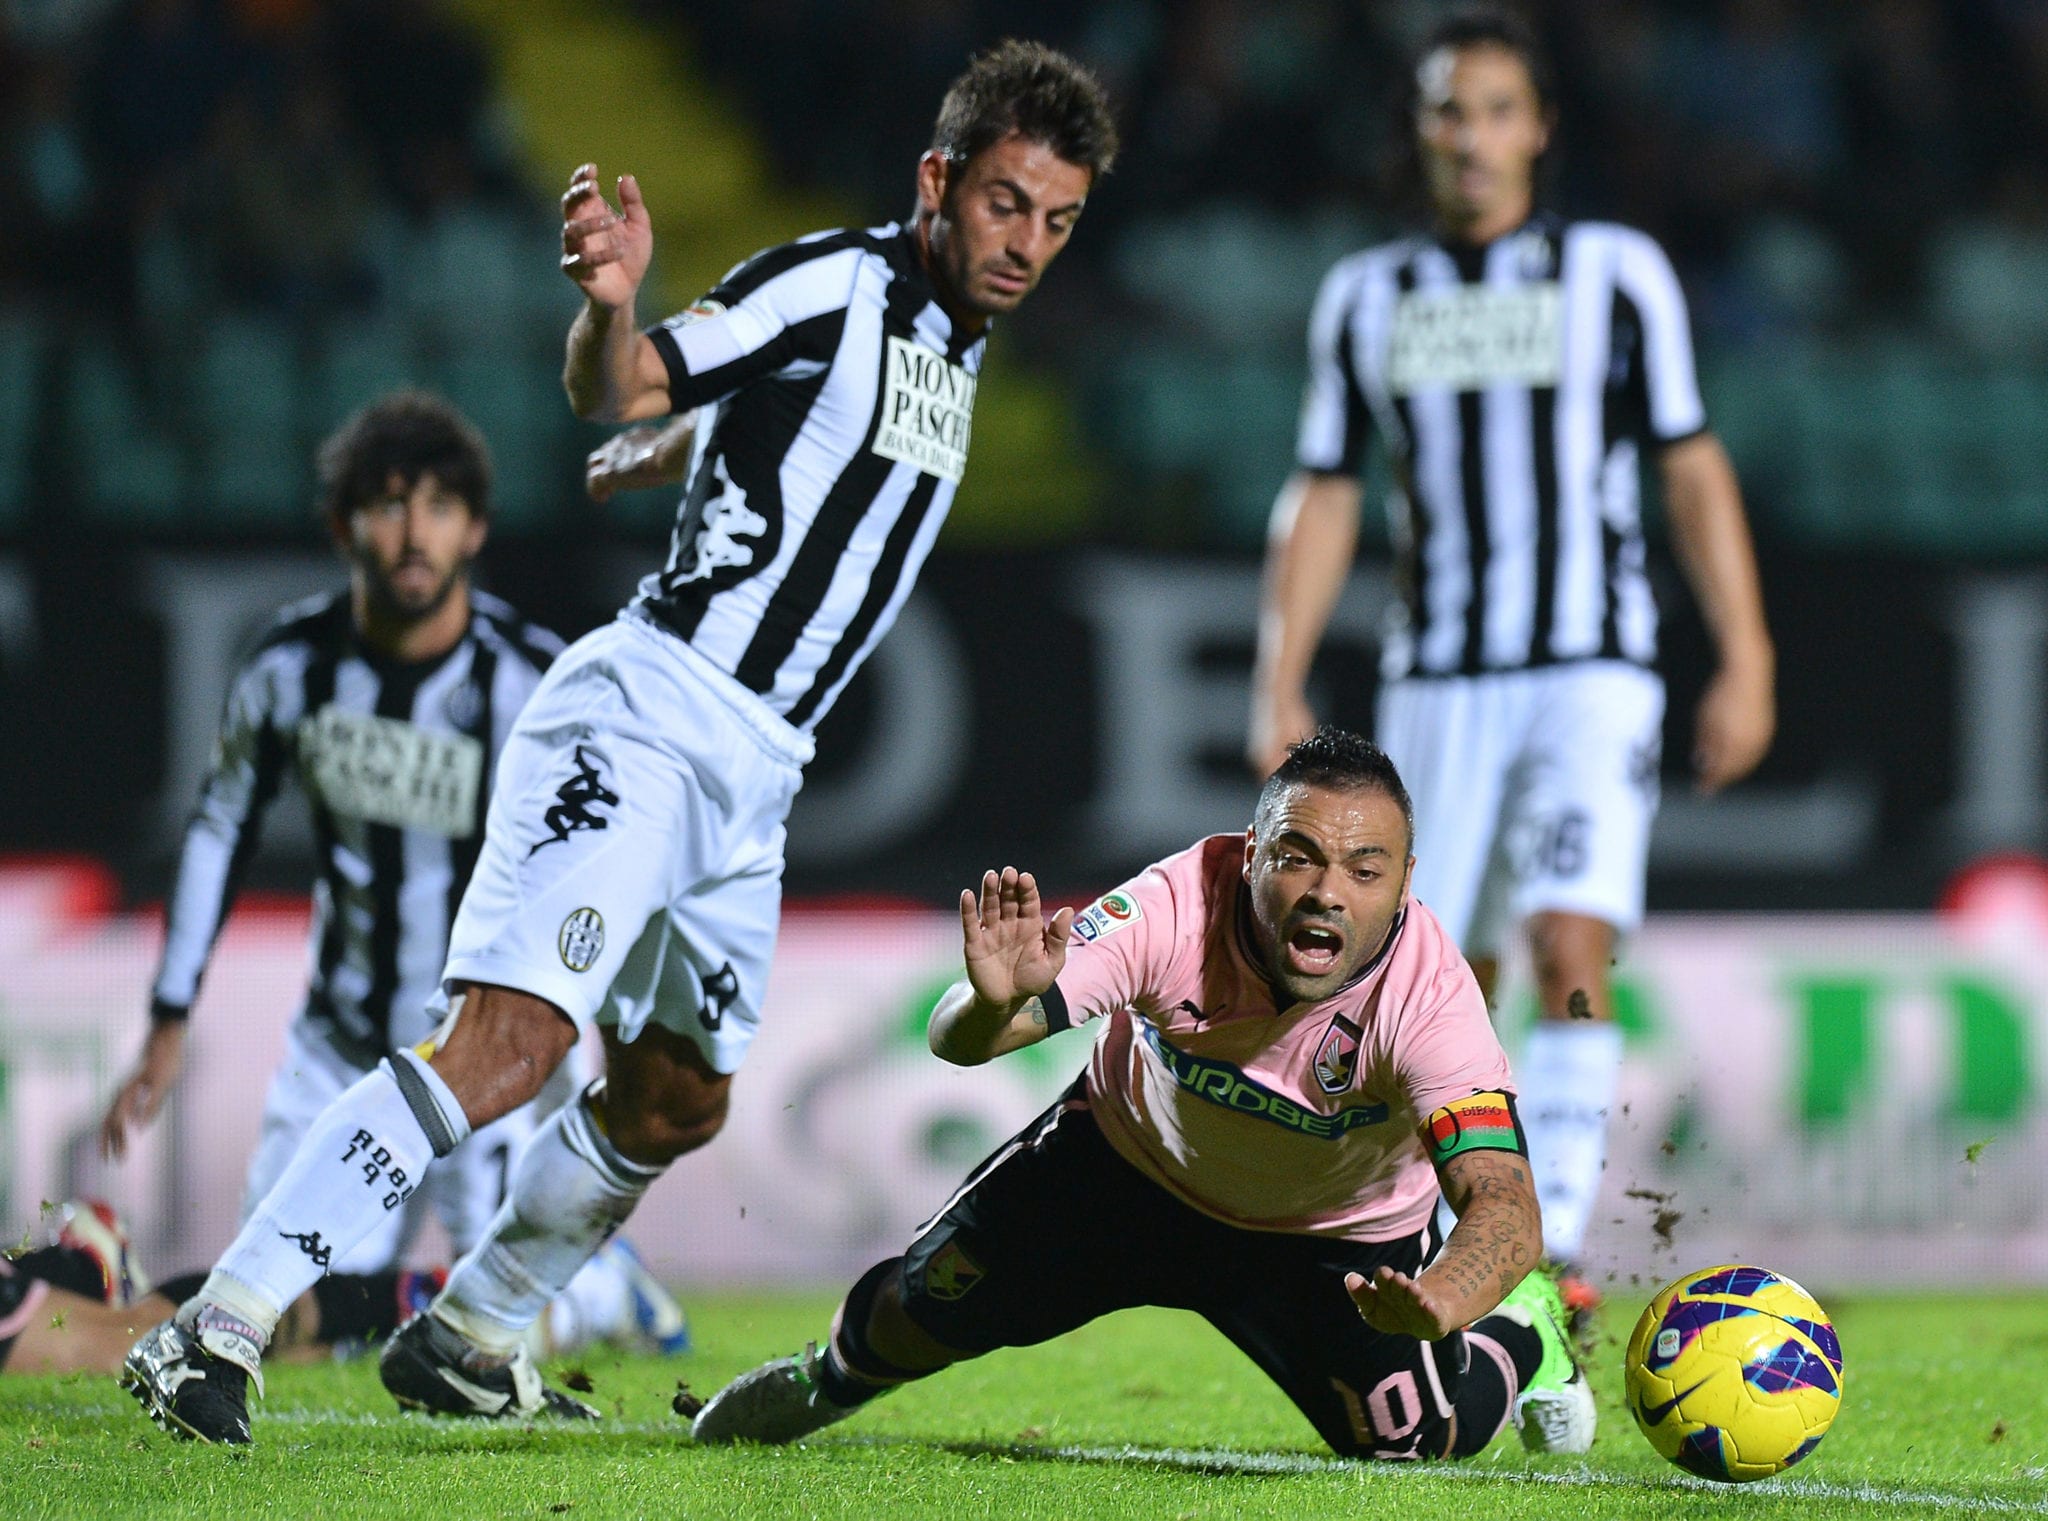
left=1249, top=9, right=1775, bottom=1312
left=105, top=396, right=683, bottom=1426
left=126, top=44, right=1120, bottom=1444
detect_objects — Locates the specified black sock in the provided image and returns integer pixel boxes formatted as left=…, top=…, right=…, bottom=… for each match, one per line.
left=1473, top=1312, right=1544, bottom=1387
left=813, top=1259, right=927, bottom=1409
left=156, top=1271, right=210, bottom=1306
left=9, top=1245, right=108, bottom=1301
left=311, top=1271, right=407, bottom=1344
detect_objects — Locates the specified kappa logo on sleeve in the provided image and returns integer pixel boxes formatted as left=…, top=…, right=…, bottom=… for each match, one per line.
left=1070, top=889, right=1143, bottom=945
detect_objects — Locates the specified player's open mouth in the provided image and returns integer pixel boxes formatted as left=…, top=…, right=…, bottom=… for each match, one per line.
left=1285, top=922, right=1345, bottom=975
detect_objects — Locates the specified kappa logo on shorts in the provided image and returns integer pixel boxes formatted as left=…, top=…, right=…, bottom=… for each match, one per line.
left=528, top=744, right=620, bottom=857
left=559, top=907, right=605, bottom=972
left=696, top=962, right=740, bottom=1032
left=1070, top=890, right=1143, bottom=945
left=924, top=1239, right=984, bottom=1302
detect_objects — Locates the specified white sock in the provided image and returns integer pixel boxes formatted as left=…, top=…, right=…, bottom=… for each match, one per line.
left=435, top=1087, right=662, bottom=1355
left=200, top=1060, right=458, bottom=1355
left=1518, top=1022, right=1624, bottom=1261
left=543, top=1246, right=635, bottom=1356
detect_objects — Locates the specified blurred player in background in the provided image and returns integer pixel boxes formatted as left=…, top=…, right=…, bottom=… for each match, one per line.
left=692, top=730, right=1593, bottom=1460
left=1246, top=7, right=1774, bottom=1319
left=103, top=395, right=685, bottom=1429
left=124, top=41, right=1119, bottom=1446
left=5, top=1199, right=440, bottom=1374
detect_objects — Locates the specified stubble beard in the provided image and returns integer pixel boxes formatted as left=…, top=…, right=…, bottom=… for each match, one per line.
left=364, top=558, right=465, bottom=627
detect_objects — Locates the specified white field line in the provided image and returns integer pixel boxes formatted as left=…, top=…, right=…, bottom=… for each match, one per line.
left=1032, top=1443, right=2048, bottom=1516
left=20, top=1404, right=2046, bottom=1515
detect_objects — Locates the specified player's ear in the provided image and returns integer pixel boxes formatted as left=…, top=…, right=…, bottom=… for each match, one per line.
left=1241, top=827, right=1259, bottom=883
left=916, top=150, right=950, bottom=218
left=463, top=508, right=488, bottom=559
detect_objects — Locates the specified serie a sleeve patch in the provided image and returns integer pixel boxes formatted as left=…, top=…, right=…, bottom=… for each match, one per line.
left=1423, top=1090, right=1527, bottom=1163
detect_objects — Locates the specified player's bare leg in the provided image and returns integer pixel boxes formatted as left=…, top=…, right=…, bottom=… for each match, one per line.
left=127, top=983, right=574, bottom=1445
left=1518, top=910, right=1622, bottom=1330
left=384, top=1019, right=724, bottom=1416
left=10, top=1289, right=174, bottom=1376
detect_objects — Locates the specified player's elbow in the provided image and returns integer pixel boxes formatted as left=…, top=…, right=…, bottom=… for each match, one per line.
left=927, top=1020, right=989, bottom=1067
left=563, top=376, right=622, bottom=424
left=926, top=984, right=992, bottom=1066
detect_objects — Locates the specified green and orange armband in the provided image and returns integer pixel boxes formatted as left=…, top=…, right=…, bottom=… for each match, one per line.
left=1422, top=1090, right=1528, bottom=1165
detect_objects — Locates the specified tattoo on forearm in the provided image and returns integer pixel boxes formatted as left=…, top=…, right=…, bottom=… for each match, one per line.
left=1024, top=997, right=1047, bottom=1028
left=1429, top=1154, right=1540, bottom=1309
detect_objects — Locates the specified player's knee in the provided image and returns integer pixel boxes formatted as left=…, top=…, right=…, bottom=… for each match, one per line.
left=432, top=984, right=578, bottom=1123
left=1321, top=1417, right=1462, bottom=1463
left=601, top=1084, right=728, bottom=1164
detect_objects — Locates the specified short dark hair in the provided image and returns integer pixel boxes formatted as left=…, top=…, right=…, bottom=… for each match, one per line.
left=1415, top=5, right=1555, bottom=109
left=930, top=39, right=1118, bottom=180
left=1390, top=4, right=1556, bottom=210
left=1255, top=726, right=1415, bottom=850
left=317, top=391, right=492, bottom=526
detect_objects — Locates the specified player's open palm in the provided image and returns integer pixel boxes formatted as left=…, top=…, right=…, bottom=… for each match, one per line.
left=1346, top=1265, right=1459, bottom=1341
left=560, top=162, right=653, bottom=309
left=960, top=867, right=1073, bottom=1010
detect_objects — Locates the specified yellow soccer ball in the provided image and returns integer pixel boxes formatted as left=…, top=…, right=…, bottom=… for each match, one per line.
left=1624, top=1264, right=1844, bottom=1483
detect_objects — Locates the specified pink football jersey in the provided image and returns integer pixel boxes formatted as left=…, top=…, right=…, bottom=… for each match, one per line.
left=1048, top=834, right=1514, bottom=1242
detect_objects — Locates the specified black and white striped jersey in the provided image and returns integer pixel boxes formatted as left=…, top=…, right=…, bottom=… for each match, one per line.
left=150, top=589, right=562, bottom=1065
left=636, top=222, right=984, bottom=730
left=1296, top=213, right=1707, bottom=680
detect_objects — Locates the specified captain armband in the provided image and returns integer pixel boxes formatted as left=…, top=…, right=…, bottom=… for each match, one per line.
left=1422, top=1090, right=1528, bottom=1165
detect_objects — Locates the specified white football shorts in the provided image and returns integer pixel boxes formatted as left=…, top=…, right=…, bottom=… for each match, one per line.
left=242, top=1014, right=580, bottom=1271
left=439, top=611, right=810, bottom=1074
left=1374, top=661, right=1665, bottom=957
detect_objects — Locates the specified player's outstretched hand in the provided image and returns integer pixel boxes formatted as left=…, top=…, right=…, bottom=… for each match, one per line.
left=1346, top=1266, right=1460, bottom=1341
left=586, top=413, right=698, bottom=502
left=99, top=1021, right=186, bottom=1161
left=1692, top=662, right=1775, bottom=794
left=960, top=866, right=1074, bottom=1011
left=560, top=161, right=653, bottom=310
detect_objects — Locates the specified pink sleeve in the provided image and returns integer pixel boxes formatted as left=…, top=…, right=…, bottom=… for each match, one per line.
left=1043, top=864, right=1182, bottom=1031
left=1396, top=963, right=1518, bottom=1118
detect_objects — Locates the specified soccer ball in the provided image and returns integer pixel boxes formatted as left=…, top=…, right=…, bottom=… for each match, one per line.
left=1624, top=1263, right=1844, bottom=1483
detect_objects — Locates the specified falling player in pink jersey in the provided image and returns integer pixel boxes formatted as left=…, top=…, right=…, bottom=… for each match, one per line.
left=691, top=728, right=1594, bottom=1460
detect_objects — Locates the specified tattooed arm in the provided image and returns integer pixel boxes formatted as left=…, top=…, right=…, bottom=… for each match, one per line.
left=927, top=866, right=1075, bottom=1066
left=1346, top=1149, right=1542, bottom=1340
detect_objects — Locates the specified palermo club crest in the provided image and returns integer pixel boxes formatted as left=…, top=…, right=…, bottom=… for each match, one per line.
left=1313, top=1016, right=1361, bottom=1095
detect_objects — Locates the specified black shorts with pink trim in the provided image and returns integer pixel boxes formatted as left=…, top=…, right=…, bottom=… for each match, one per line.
left=893, top=1076, right=1513, bottom=1459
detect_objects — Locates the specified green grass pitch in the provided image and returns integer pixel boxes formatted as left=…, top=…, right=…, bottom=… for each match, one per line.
left=2, top=1291, right=2044, bottom=1519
